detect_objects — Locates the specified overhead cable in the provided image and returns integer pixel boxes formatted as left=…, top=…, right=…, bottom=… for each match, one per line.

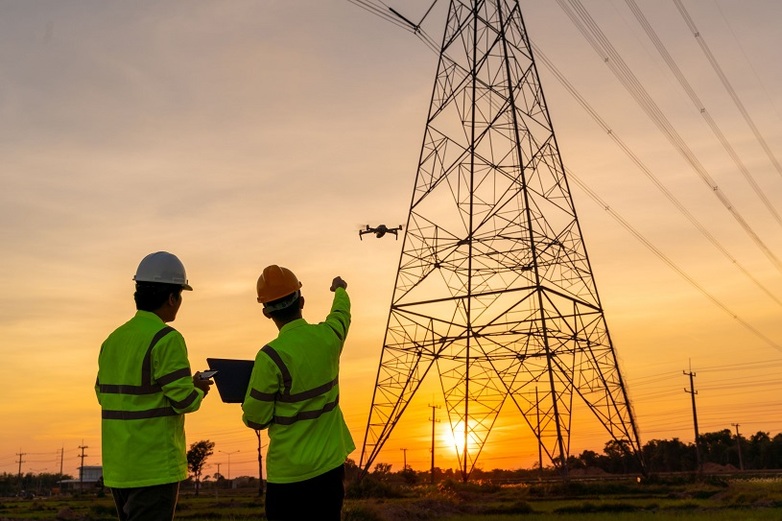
left=347, top=0, right=413, bottom=32
left=624, top=0, right=782, bottom=226
left=349, top=0, right=782, bottom=354
left=672, top=0, right=782, bottom=180
left=567, top=168, right=782, bottom=354
left=712, top=1, right=782, bottom=123
left=558, top=0, right=782, bottom=275
left=533, top=44, right=782, bottom=308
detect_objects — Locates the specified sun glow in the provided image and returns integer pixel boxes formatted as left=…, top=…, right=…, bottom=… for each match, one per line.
left=442, top=420, right=482, bottom=458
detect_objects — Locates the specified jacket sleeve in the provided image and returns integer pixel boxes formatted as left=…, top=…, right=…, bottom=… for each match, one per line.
left=242, top=353, right=280, bottom=430
left=95, top=341, right=106, bottom=405
left=153, top=332, right=204, bottom=414
left=324, top=288, right=351, bottom=347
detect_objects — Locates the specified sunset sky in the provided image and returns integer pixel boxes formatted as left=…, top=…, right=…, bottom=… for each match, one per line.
left=1, top=0, right=781, bottom=480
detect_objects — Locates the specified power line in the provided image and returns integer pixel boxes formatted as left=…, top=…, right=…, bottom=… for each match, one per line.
left=376, top=1, right=782, bottom=352
left=712, top=0, right=782, bottom=123
left=348, top=0, right=782, bottom=325
left=557, top=0, right=782, bottom=274
left=348, top=3, right=782, bottom=446
left=672, top=0, right=782, bottom=180
left=346, top=0, right=411, bottom=31
left=697, top=359, right=782, bottom=372
left=567, top=167, right=782, bottom=353
left=532, top=44, right=782, bottom=308
left=623, top=0, right=782, bottom=226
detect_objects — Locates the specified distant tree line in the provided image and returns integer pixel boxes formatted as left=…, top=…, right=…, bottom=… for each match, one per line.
left=574, top=429, right=782, bottom=474
left=4, top=429, right=781, bottom=498
left=0, top=472, right=73, bottom=497
left=346, top=429, right=782, bottom=489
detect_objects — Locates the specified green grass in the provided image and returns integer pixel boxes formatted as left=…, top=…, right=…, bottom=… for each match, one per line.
left=1, top=477, right=781, bottom=520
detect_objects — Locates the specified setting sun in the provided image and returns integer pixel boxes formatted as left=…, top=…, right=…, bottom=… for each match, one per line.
left=442, top=420, right=482, bottom=459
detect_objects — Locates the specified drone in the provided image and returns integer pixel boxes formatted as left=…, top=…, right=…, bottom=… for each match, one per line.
left=359, top=224, right=403, bottom=240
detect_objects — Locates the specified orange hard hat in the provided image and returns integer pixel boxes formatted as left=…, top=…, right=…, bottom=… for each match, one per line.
left=256, top=265, right=302, bottom=304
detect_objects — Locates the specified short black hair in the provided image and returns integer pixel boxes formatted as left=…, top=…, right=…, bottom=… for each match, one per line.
left=134, top=283, right=182, bottom=312
left=264, top=295, right=302, bottom=322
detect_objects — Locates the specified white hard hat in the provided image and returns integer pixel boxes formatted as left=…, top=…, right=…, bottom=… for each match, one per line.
left=133, top=251, right=193, bottom=290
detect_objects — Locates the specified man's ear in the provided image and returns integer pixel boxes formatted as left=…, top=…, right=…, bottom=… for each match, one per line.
left=299, top=296, right=305, bottom=310
left=262, top=308, right=271, bottom=319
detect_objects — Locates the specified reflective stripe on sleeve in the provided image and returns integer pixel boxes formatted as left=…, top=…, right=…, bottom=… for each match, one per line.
left=245, top=418, right=273, bottom=430
left=157, top=367, right=192, bottom=386
left=249, top=376, right=338, bottom=403
left=273, top=395, right=340, bottom=426
left=170, top=390, right=199, bottom=410
left=98, top=383, right=161, bottom=395
left=249, top=389, right=276, bottom=401
left=279, top=377, right=338, bottom=403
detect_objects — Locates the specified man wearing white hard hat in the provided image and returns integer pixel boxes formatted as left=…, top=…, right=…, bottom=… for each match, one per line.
left=96, top=251, right=212, bottom=521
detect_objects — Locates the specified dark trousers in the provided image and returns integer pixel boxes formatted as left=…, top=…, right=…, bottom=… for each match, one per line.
left=111, top=482, right=180, bottom=521
left=265, top=464, right=345, bottom=521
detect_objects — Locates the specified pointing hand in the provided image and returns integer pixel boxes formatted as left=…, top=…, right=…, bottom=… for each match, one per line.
left=330, top=276, right=347, bottom=292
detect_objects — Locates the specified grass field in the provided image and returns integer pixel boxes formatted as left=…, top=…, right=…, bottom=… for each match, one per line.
left=1, top=476, right=781, bottom=520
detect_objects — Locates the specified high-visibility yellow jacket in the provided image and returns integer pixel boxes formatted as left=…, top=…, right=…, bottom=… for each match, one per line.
left=242, top=287, right=355, bottom=483
left=95, top=310, right=204, bottom=488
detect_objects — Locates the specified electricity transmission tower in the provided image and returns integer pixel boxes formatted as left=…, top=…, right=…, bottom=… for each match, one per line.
left=359, top=0, right=643, bottom=481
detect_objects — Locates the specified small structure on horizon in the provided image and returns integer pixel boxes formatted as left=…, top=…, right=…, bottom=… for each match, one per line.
left=58, top=465, right=102, bottom=491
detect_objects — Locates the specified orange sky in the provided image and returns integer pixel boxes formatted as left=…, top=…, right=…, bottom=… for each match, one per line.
left=2, top=1, right=781, bottom=479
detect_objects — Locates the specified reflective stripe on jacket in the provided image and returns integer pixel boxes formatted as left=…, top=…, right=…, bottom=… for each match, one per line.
left=96, top=310, right=203, bottom=488
left=242, top=287, right=355, bottom=483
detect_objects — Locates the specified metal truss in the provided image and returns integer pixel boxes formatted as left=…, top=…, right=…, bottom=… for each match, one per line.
left=359, top=0, right=644, bottom=481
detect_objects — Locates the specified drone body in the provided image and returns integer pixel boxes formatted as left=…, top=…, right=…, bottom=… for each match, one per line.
left=359, top=224, right=403, bottom=240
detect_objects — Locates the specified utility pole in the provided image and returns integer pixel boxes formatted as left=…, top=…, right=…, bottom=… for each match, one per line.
left=731, top=423, right=744, bottom=471
left=213, top=463, right=221, bottom=498
left=78, top=444, right=89, bottom=490
left=400, top=448, right=408, bottom=471
left=683, top=367, right=701, bottom=473
left=16, top=450, right=26, bottom=491
left=59, top=446, right=64, bottom=476
left=535, top=386, right=543, bottom=477
left=255, top=430, right=265, bottom=497
left=429, top=404, right=440, bottom=484
left=219, top=450, right=240, bottom=480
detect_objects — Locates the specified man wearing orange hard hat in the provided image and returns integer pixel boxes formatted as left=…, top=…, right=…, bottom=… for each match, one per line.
left=242, top=265, right=354, bottom=521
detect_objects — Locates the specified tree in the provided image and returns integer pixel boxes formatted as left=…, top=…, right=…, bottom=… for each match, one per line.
left=577, top=449, right=604, bottom=470
left=603, top=440, right=641, bottom=473
left=699, top=429, right=734, bottom=466
left=372, top=462, right=393, bottom=481
left=642, top=438, right=696, bottom=473
left=747, top=431, right=772, bottom=469
left=187, top=440, right=215, bottom=496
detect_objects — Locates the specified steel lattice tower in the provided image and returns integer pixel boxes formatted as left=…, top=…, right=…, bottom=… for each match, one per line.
left=359, top=0, right=643, bottom=481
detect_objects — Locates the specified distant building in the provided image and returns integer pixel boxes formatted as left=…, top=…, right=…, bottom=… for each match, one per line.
left=58, top=465, right=103, bottom=491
